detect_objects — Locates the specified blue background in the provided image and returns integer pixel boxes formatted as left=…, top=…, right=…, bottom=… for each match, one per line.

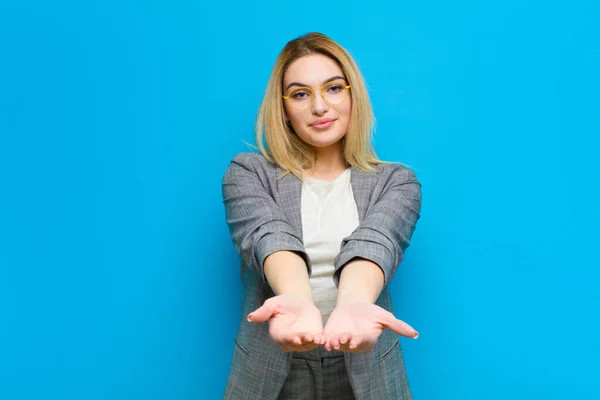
left=1, top=1, right=598, bottom=399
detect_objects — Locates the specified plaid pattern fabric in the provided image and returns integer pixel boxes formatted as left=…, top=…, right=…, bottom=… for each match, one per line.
left=222, top=153, right=421, bottom=400
left=279, top=351, right=355, bottom=400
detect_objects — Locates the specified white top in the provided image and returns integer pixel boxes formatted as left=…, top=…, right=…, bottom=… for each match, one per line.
left=301, top=168, right=360, bottom=322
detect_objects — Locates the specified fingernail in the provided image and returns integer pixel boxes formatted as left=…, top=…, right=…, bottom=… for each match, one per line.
left=413, top=331, right=419, bottom=339
left=247, top=313, right=253, bottom=322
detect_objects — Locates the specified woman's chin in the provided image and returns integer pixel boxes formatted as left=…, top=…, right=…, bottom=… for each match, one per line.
left=302, top=134, right=346, bottom=149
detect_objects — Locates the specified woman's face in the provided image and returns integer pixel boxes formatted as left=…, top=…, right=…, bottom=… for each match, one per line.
left=282, top=54, right=352, bottom=150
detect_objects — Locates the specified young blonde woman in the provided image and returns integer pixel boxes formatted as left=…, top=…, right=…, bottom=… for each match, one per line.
left=222, top=32, right=422, bottom=400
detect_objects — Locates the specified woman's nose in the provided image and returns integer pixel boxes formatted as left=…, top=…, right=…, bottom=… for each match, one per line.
left=311, top=90, right=329, bottom=115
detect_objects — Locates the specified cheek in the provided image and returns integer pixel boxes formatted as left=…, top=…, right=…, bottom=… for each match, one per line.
left=342, top=99, right=352, bottom=119
left=287, top=111, right=307, bottom=132
left=338, top=101, right=352, bottom=129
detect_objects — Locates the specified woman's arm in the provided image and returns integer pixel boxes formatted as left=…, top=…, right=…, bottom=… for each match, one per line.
left=323, top=258, right=418, bottom=352
left=249, top=250, right=324, bottom=351
left=336, top=258, right=384, bottom=306
left=222, top=153, right=312, bottom=281
left=324, top=166, right=422, bottom=352
left=223, top=154, right=322, bottom=351
left=333, top=166, right=422, bottom=287
left=264, top=250, right=313, bottom=301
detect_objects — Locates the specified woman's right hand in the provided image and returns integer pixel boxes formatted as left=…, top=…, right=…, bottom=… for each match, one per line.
left=247, top=294, right=324, bottom=352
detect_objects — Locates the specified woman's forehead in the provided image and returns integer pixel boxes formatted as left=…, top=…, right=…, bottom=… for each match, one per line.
left=284, top=54, right=344, bottom=86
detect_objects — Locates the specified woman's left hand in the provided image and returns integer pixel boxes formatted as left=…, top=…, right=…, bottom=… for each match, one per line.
left=322, top=302, right=419, bottom=353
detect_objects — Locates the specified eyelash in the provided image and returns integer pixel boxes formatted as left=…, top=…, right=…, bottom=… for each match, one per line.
left=290, top=83, right=345, bottom=98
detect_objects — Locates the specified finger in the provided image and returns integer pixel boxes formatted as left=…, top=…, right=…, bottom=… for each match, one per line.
left=382, top=314, right=419, bottom=339
left=315, top=333, right=325, bottom=345
left=349, top=336, right=361, bottom=350
left=247, top=303, right=276, bottom=323
left=336, top=333, right=353, bottom=352
left=348, top=333, right=368, bottom=350
left=323, top=334, right=333, bottom=351
left=292, top=335, right=302, bottom=346
left=321, top=331, right=329, bottom=346
left=331, top=335, right=341, bottom=350
left=339, top=334, right=350, bottom=345
left=300, top=332, right=314, bottom=343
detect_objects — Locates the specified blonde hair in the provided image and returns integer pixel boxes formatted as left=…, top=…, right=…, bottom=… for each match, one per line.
left=255, top=32, right=384, bottom=179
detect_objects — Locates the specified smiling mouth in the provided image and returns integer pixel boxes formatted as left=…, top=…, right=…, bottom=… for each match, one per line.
left=311, top=119, right=336, bottom=128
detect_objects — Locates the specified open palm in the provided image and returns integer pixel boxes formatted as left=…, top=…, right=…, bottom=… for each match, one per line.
left=248, top=294, right=324, bottom=352
left=323, top=302, right=418, bottom=353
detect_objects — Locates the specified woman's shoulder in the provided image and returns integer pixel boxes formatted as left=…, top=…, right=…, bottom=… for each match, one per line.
left=223, top=152, right=280, bottom=185
left=369, top=161, right=420, bottom=185
left=228, top=151, right=277, bottom=171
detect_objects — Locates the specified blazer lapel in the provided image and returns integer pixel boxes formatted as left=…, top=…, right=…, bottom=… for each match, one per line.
left=276, top=167, right=304, bottom=242
left=276, top=165, right=378, bottom=240
left=350, top=166, right=377, bottom=223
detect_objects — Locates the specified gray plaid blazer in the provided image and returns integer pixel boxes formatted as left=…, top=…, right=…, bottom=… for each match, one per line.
left=221, top=152, right=422, bottom=400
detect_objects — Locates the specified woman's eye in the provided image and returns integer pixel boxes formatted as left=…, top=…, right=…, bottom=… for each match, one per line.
left=327, top=84, right=343, bottom=93
left=292, top=90, right=310, bottom=99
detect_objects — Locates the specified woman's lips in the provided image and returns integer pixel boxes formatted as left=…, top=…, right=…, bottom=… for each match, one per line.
left=310, top=119, right=336, bottom=130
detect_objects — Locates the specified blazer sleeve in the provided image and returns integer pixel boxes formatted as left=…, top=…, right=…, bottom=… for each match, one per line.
left=332, top=166, right=422, bottom=287
left=221, top=153, right=311, bottom=281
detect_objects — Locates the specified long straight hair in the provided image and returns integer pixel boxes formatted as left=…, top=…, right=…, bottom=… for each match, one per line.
left=255, top=32, right=384, bottom=179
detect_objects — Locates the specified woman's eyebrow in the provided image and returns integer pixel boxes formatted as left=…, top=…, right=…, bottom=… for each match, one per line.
left=285, top=75, right=347, bottom=91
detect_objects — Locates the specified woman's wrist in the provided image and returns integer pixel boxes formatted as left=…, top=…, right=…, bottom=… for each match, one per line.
left=264, top=250, right=314, bottom=302
left=336, top=258, right=384, bottom=307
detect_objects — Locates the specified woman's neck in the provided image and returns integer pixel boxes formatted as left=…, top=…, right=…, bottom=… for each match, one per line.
left=307, top=142, right=349, bottom=181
